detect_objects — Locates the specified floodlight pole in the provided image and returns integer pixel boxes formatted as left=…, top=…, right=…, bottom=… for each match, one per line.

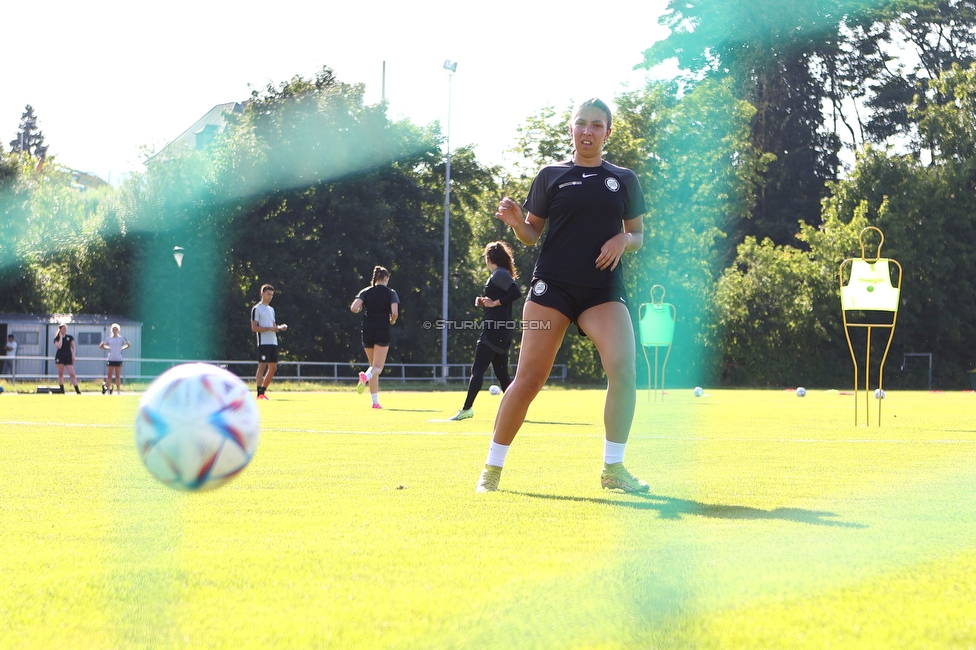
left=173, top=246, right=184, bottom=359
left=441, top=60, right=457, bottom=383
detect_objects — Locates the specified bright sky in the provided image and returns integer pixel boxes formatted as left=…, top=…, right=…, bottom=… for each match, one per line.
left=2, top=0, right=673, bottom=185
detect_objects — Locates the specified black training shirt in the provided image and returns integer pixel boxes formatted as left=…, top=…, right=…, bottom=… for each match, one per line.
left=523, top=160, right=646, bottom=288
left=356, top=285, right=400, bottom=328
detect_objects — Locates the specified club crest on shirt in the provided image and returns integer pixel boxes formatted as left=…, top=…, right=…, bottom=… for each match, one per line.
left=605, top=177, right=620, bottom=192
left=532, top=280, right=548, bottom=296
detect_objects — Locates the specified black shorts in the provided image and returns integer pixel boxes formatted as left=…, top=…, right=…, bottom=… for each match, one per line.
left=107, top=361, right=123, bottom=368
left=362, top=326, right=391, bottom=348
left=257, top=344, right=279, bottom=364
left=526, top=278, right=628, bottom=334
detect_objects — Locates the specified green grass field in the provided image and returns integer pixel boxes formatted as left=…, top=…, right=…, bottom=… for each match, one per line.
left=1, top=384, right=975, bottom=649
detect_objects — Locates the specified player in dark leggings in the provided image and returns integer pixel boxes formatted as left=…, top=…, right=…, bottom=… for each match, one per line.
left=449, top=241, right=521, bottom=421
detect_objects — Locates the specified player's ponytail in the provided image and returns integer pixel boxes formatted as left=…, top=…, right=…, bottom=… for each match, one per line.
left=371, top=266, right=390, bottom=286
left=485, top=241, right=517, bottom=280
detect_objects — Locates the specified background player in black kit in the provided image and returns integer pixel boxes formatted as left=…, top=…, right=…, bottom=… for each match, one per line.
left=351, top=266, right=399, bottom=409
left=53, top=323, right=81, bottom=394
left=449, top=241, right=521, bottom=421
left=476, top=98, right=648, bottom=493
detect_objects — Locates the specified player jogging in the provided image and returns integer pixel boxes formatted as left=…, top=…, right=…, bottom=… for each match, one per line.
left=351, top=266, right=399, bottom=409
left=251, top=284, right=287, bottom=400
left=476, top=98, right=648, bottom=493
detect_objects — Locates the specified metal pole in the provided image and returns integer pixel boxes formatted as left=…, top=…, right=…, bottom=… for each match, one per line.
left=176, top=270, right=181, bottom=359
left=173, top=247, right=185, bottom=359
left=441, top=65, right=454, bottom=382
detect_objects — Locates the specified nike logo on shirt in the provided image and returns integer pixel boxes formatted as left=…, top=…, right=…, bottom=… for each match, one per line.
left=582, top=173, right=598, bottom=178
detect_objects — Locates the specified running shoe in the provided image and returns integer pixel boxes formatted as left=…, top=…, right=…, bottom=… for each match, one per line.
left=449, top=408, right=474, bottom=421
left=372, top=403, right=383, bottom=409
left=600, top=462, right=649, bottom=493
left=357, top=372, right=368, bottom=394
left=257, top=394, right=269, bottom=401
left=476, top=465, right=502, bottom=493
left=101, top=383, right=107, bottom=395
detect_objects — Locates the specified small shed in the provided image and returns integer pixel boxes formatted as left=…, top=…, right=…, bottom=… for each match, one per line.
left=0, top=314, right=143, bottom=380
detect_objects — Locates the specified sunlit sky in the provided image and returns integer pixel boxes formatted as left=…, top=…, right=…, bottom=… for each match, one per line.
left=2, top=0, right=673, bottom=185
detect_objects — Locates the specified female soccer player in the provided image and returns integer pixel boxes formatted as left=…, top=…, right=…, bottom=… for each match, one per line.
left=476, top=98, right=648, bottom=493
left=351, top=266, right=399, bottom=409
left=99, top=323, right=131, bottom=394
left=53, top=324, right=81, bottom=394
left=449, top=241, right=521, bottom=421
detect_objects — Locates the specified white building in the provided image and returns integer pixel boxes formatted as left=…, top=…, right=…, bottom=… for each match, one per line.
left=0, top=314, right=143, bottom=380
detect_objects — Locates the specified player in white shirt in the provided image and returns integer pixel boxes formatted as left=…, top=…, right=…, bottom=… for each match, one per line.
left=251, top=284, right=287, bottom=400
left=99, top=323, right=130, bottom=394
left=3, top=334, right=16, bottom=378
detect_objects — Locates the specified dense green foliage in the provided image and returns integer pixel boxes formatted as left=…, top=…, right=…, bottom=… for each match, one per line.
left=641, top=0, right=849, bottom=245
left=716, top=64, right=976, bottom=388
left=0, top=152, right=125, bottom=315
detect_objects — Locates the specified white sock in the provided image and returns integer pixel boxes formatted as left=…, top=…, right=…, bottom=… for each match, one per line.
left=371, top=392, right=380, bottom=405
left=485, top=442, right=510, bottom=468
left=604, top=440, right=627, bottom=466
left=364, top=367, right=375, bottom=381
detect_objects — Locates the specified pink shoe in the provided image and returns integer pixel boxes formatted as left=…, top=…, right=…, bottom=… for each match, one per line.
left=372, top=403, right=383, bottom=409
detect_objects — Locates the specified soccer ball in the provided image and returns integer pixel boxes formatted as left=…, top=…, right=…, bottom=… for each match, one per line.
left=693, top=386, right=704, bottom=397
left=489, top=385, right=502, bottom=395
left=796, top=387, right=807, bottom=397
left=874, top=388, right=886, bottom=399
left=135, top=363, right=260, bottom=491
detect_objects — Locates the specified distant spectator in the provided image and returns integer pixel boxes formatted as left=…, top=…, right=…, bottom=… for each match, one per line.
left=99, top=323, right=130, bottom=394
left=54, top=324, right=80, bottom=394
left=3, top=334, right=16, bottom=379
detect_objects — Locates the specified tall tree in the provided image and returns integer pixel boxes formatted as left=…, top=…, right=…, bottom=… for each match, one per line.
left=640, top=0, right=847, bottom=246
left=9, top=105, right=48, bottom=159
left=861, top=0, right=976, bottom=147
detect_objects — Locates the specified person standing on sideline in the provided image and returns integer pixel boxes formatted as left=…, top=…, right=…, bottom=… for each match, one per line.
left=54, top=324, right=81, bottom=394
left=351, top=266, right=399, bottom=409
left=449, top=241, right=521, bottom=421
left=251, top=284, right=287, bottom=400
left=99, top=323, right=130, bottom=394
left=3, top=334, right=16, bottom=379
left=476, top=98, right=648, bottom=493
